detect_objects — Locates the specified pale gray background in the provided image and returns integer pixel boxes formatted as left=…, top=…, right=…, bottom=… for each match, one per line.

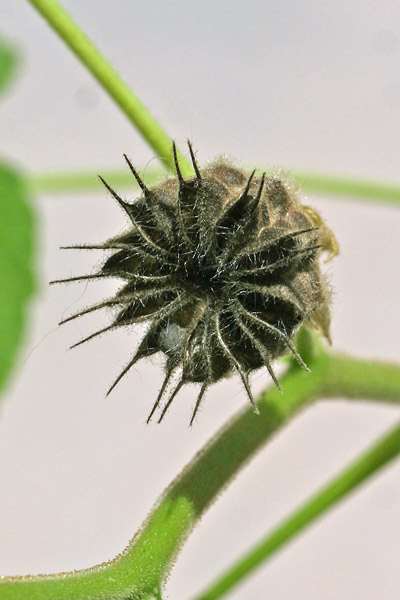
left=1, top=2, right=399, bottom=599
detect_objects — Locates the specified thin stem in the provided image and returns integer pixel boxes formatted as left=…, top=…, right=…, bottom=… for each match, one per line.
left=29, top=168, right=162, bottom=195
left=192, top=420, right=400, bottom=600
left=29, top=166, right=400, bottom=208
left=293, top=170, right=400, bottom=207
left=26, top=0, right=193, bottom=177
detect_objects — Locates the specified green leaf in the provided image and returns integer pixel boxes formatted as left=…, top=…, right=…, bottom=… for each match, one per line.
left=0, top=37, right=19, bottom=96
left=0, top=163, right=36, bottom=395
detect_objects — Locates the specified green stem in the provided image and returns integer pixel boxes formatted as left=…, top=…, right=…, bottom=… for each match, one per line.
left=3, top=354, right=399, bottom=599
left=26, top=0, right=193, bottom=177
left=29, top=166, right=400, bottom=208
left=29, top=168, right=162, bottom=195
left=293, top=170, right=400, bottom=206
left=0, top=360, right=325, bottom=600
left=2, top=348, right=400, bottom=600
left=189, top=355, right=400, bottom=600
left=322, top=355, right=400, bottom=404
left=192, top=420, right=400, bottom=600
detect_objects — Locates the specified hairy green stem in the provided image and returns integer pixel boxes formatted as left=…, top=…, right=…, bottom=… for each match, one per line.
left=2, top=353, right=399, bottom=600
left=192, top=419, right=400, bottom=600
left=29, top=167, right=400, bottom=208
left=26, top=0, right=193, bottom=177
left=322, top=355, right=400, bottom=403
left=0, top=360, right=326, bottom=600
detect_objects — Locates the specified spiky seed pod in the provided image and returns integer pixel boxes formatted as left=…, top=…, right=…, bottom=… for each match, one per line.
left=53, top=142, right=337, bottom=424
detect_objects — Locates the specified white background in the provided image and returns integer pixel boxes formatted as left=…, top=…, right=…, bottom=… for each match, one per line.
left=1, top=2, right=399, bottom=599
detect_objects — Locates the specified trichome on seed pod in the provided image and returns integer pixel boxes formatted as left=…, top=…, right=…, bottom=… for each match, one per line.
left=53, top=142, right=337, bottom=424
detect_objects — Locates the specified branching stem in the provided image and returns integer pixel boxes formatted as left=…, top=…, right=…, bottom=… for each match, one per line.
left=2, top=352, right=399, bottom=600
left=10, top=6, right=400, bottom=600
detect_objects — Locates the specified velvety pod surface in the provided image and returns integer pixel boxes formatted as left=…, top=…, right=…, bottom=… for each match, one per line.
left=56, top=145, right=334, bottom=424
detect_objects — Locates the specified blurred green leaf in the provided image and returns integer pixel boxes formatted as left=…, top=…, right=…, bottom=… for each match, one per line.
left=0, top=37, right=19, bottom=96
left=0, top=163, right=36, bottom=395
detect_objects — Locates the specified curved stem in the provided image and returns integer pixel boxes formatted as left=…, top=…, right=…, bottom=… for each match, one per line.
left=26, top=0, right=193, bottom=177
left=190, top=354, right=400, bottom=600
left=0, top=360, right=326, bottom=599
left=2, top=353, right=399, bottom=599
left=192, top=420, right=400, bottom=600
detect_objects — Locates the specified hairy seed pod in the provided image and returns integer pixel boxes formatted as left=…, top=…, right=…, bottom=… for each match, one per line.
left=53, top=142, right=337, bottom=424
